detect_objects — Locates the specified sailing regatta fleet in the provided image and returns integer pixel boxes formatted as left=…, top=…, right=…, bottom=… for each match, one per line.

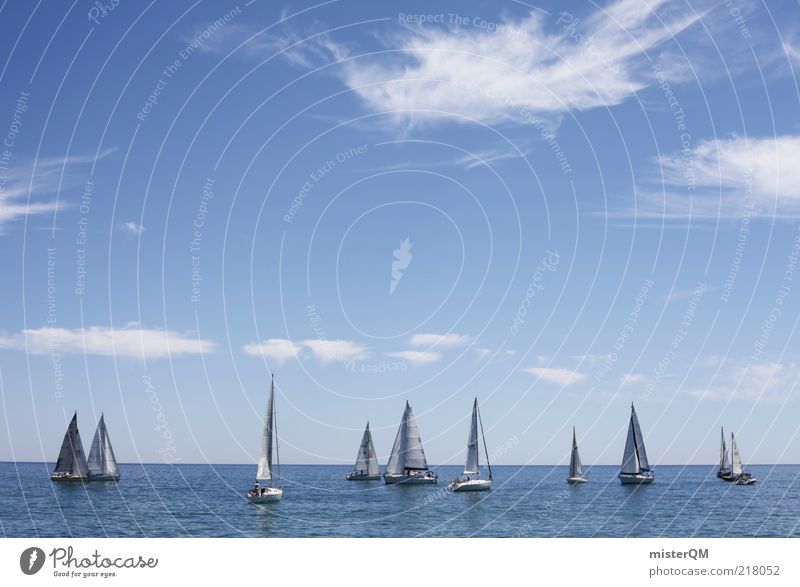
left=50, top=389, right=759, bottom=500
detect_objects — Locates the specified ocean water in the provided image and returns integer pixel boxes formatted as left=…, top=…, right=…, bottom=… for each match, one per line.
left=1, top=463, right=798, bottom=537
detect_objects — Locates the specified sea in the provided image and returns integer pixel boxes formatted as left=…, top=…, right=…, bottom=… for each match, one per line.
left=1, top=463, right=798, bottom=537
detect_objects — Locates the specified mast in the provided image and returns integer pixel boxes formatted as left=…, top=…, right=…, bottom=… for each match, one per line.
left=88, top=414, right=119, bottom=477
left=365, top=422, right=379, bottom=476
left=273, top=377, right=280, bottom=489
left=255, top=375, right=275, bottom=483
left=719, top=427, right=728, bottom=471
left=54, top=412, right=89, bottom=478
left=385, top=405, right=407, bottom=476
left=570, top=427, right=583, bottom=478
left=463, top=398, right=480, bottom=477
left=477, top=399, right=492, bottom=481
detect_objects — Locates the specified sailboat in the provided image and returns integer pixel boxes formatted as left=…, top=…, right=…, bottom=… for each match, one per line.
left=51, top=412, right=90, bottom=482
left=567, top=426, right=587, bottom=484
left=448, top=398, right=492, bottom=492
left=384, top=401, right=437, bottom=485
left=346, top=422, right=381, bottom=480
left=87, top=414, right=120, bottom=481
left=246, top=375, right=283, bottom=503
left=730, top=432, right=757, bottom=485
left=717, top=427, right=733, bottom=480
left=618, top=403, right=654, bottom=484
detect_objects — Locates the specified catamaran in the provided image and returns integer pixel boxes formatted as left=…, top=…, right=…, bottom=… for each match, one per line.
left=730, top=432, right=757, bottom=485
left=87, top=414, right=120, bottom=481
left=247, top=375, right=283, bottom=503
left=346, top=422, right=381, bottom=480
left=51, top=412, right=90, bottom=482
left=618, top=403, right=654, bottom=485
left=448, top=398, right=492, bottom=492
left=384, top=401, right=437, bottom=485
left=567, top=426, right=587, bottom=484
left=717, top=427, right=733, bottom=480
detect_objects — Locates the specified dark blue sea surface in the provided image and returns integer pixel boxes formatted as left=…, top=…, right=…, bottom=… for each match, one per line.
left=1, top=463, right=798, bottom=537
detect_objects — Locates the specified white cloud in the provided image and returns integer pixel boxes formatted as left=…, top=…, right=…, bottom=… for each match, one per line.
left=119, top=221, right=145, bottom=235
left=386, top=350, right=442, bottom=365
left=0, top=325, right=215, bottom=358
left=409, top=333, right=473, bottom=348
left=628, top=135, right=800, bottom=219
left=322, top=1, right=700, bottom=126
left=0, top=149, right=116, bottom=232
left=301, top=338, right=368, bottom=363
left=242, top=338, right=302, bottom=363
left=620, top=373, right=643, bottom=385
left=687, top=361, right=795, bottom=401
left=520, top=366, right=586, bottom=386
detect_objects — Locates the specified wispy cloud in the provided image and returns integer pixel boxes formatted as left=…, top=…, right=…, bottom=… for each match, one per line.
left=0, top=325, right=215, bottom=358
left=386, top=350, right=442, bottom=365
left=409, top=333, right=473, bottom=348
left=301, top=338, right=369, bottom=363
left=242, top=338, right=302, bottom=363
left=0, top=149, right=116, bottom=232
left=118, top=221, right=145, bottom=235
left=620, top=373, right=643, bottom=385
left=315, top=1, right=700, bottom=126
left=625, top=135, right=800, bottom=219
left=687, top=361, right=796, bottom=401
left=520, top=366, right=586, bottom=386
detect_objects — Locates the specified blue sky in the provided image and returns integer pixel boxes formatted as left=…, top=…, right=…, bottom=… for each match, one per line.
left=1, top=0, right=800, bottom=467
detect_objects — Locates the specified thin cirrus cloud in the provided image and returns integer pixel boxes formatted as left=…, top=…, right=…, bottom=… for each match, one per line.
left=314, top=0, right=701, bottom=126
left=686, top=361, right=795, bottom=402
left=409, top=332, right=473, bottom=348
left=386, top=350, right=442, bottom=366
left=0, top=325, right=215, bottom=358
left=0, top=149, right=116, bottom=232
left=243, top=338, right=368, bottom=364
left=627, top=135, right=800, bottom=219
left=521, top=366, right=587, bottom=386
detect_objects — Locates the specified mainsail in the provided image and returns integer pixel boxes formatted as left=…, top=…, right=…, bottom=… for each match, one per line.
left=353, top=422, right=380, bottom=476
left=569, top=427, right=583, bottom=478
left=719, top=427, right=729, bottom=471
left=256, top=377, right=275, bottom=482
left=87, top=414, right=119, bottom=478
left=463, top=399, right=479, bottom=476
left=731, top=433, right=743, bottom=477
left=53, top=413, right=89, bottom=477
left=385, top=401, right=429, bottom=475
left=621, top=404, right=649, bottom=474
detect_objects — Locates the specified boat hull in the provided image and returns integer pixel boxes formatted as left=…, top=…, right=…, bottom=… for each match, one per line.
left=717, top=469, right=731, bottom=478
left=88, top=474, right=120, bottom=481
left=247, top=487, right=283, bottom=503
left=50, top=474, right=86, bottom=482
left=567, top=476, right=588, bottom=484
left=448, top=478, right=491, bottom=492
left=384, top=472, right=437, bottom=485
left=619, top=472, right=654, bottom=485
left=346, top=472, right=381, bottom=481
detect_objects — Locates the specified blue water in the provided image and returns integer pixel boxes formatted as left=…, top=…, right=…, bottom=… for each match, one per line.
left=1, top=463, right=798, bottom=537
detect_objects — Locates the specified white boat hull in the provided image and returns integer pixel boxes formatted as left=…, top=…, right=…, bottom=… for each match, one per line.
left=448, top=478, right=491, bottom=492
left=247, top=487, right=283, bottom=503
left=567, top=476, right=588, bottom=484
left=619, top=472, right=654, bottom=485
left=50, top=474, right=86, bottom=482
left=384, top=472, right=437, bottom=485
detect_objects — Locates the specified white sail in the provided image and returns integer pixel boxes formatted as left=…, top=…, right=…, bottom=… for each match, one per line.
left=731, top=433, right=743, bottom=477
left=630, top=404, right=650, bottom=470
left=569, top=427, right=583, bottom=478
left=620, top=404, right=641, bottom=474
left=719, top=427, right=729, bottom=471
left=463, top=399, right=479, bottom=475
left=353, top=422, right=380, bottom=475
left=385, top=401, right=429, bottom=475
left=256, top=378, right=275, bottom=481
left=53, top=413, right=89, bottom=477
left=87, top=414, right=119, bottom=477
